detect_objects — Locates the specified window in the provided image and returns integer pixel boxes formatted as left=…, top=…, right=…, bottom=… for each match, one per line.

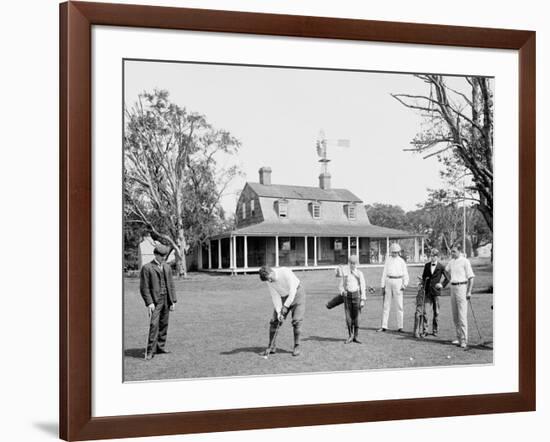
left=310, top=202, right=321, bottom=219
left=250, top=199, right=255, bottom=216
left=242, top=202, right=246, bottom=219
left=346, top=204, right=356, bottom=220
left=278, top=200, right=288, bottom=218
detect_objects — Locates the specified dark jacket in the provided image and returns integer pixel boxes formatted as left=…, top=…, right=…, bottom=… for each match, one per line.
left=139, top=260, right=177, bottom=307
left=422, top=261, right=450, bottom=298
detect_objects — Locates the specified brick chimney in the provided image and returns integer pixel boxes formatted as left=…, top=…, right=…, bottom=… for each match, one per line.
left=319, top=172, right=331, bottom=190
left=259, top=167, right=272, bottom=185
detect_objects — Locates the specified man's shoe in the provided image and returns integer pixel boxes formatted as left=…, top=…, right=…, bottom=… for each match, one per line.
left=452, top=340, right=460, bottom=345
left=155, top=348, right=171, bottom=354
left=345, top=336, right=353, bottom=344
left=397, top=328, right=404, bottom=333
left=376, top=328, right=386, bottom=332
left=353, top=338, right=362, bottom=344
left=292, top=345, right=301, bottom=357
left=413, top=333, right=420, bottom=339
left=432, top=331, right=439, bottom=337
left=145, top=352, right=154, bottom=361
left=460, top=342, right=468, bottom=349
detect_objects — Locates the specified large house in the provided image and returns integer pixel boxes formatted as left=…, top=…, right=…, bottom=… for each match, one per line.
left=199, top=167, right=425, bottom=273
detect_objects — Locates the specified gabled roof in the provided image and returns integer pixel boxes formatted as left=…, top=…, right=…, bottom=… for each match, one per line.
left=247, top=182, right=362, bottom=203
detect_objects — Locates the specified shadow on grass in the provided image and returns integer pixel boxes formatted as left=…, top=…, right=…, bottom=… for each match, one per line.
left=125, top=348, right=146, bottom=359
left=303, top=335, right=344, bottom=343
left=220, top=346, right=293, bottom=355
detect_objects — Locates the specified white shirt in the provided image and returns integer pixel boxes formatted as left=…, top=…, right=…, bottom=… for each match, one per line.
left=445, top=256, right=475, bottom=283
left=266, top=267, right=301, bottom=314
left=337, top=266, right=367, bottom=300
left=381, top=255, right=409, bottom=287
left=430, top=262, right=437, bottom=274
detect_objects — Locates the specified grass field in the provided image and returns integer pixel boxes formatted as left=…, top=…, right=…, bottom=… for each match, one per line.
left=124, top=261, right=493, bottom=382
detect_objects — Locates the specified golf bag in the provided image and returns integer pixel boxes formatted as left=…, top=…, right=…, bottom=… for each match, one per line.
left=413, top=278, right=427, bottom=338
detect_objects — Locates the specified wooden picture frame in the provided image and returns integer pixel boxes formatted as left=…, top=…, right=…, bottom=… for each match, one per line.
left=59, top=1, right=536, bottom=440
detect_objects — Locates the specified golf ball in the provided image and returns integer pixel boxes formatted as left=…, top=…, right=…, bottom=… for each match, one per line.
left=263, top=356, right=268, bottom=360
left=447, top=355, right=451, bottom=359
left=409, top=357, right=414, bottom=361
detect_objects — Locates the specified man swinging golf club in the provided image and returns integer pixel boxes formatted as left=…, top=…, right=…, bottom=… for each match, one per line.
left=445, top=245, right=475, bottom=348
left=259, top=266, right=306, bottom=357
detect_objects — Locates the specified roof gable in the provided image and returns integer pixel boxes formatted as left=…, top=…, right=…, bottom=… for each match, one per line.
left=247, top=182, right=362, bottom=203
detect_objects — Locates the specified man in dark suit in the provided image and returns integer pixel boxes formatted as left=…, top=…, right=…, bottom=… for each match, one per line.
left=139, top=244, right=178, bottom=360
left=414, top=248, right=449, bottom=338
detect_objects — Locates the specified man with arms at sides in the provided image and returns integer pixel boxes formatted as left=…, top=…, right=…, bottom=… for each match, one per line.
left=139, top=244, right=177, bottom=360
left=415, top=248, right=450, bottom=338
left=377, top=243, right=409, bottom=333
left=445, top=245, right=475, bottom=348
left=337, top=255, right=367, bottom=344
left=259, top=266, right=306, bottom=357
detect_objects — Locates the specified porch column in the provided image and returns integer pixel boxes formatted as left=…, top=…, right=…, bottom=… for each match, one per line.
left=275, top=236, right=279, bottom=267
left=386, top=237, right=390, bottom=256
left=229, top=236, right=234, bottom=269
left=378, top=240, right=382, bottom=262
left=421, top=237, right=425, bottom=259
left=313, top=236, right=318, bottom=267
left=356, top=236, right=360, bottom=263
left=414, top=237, right=419, bottom=262
left=232, top=236, right=238, bottom=270
left=208, top=240, right=212, bottom=269
left=304, top=236, right=308, bottom=267
left=198, top=245, right=203, bottom=270
left=244, top=235, right=248, bottom=268
left=218, top=239, right=222, bottom=269
left=347, top=236, right=351, bottom=262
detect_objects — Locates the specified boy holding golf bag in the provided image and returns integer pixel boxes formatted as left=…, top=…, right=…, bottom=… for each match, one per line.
left=259, top=266, right=306, bottom=357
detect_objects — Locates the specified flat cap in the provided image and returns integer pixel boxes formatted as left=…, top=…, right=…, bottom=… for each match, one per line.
left=153, top=244, right=170, bottom=256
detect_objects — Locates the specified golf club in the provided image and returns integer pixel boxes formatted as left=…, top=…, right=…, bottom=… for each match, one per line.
left=264, top=317, right=283, bottom=360
left=468, top=298, right=491, bottom=347
left=144, top=307, right=152, bottom=360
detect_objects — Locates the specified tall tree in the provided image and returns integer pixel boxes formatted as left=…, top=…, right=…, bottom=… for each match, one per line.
left=124, top=90, right=241, bottom=276
left=392, top=75, right=494, bottom=232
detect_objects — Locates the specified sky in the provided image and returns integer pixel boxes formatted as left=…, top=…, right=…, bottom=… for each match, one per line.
left=124, top=60, right=469, bottom=216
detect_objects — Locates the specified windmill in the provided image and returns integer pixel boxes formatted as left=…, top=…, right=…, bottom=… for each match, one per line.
left=316, top=129, right=351, bottom=175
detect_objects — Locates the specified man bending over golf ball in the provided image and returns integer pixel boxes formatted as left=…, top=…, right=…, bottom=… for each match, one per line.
left=259, top=266, right=306, bottom=357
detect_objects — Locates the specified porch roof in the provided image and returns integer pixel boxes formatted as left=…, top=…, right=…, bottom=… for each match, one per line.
left=210, top=222, right=423, bottom=240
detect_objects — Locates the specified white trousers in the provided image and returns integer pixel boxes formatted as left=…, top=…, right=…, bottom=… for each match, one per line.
left=450, top=284, right=468, bottom=343
left=381, top=278, right=404, bottom=329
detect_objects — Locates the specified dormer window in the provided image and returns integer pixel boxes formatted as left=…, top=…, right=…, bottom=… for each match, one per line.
left=345, top=203, right=357, bottom=220
left=309, top=201, right=321, bottom=219
left=250, top=199, right=255, bottom=216
left=277, top=199, right=288, bottom=218
left=242, top=202, right=246, bottom=220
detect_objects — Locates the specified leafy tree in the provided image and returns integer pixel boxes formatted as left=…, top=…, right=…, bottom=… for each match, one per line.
left=124, top=90, right=241, bottom=277
left=365, top=203, right=407, bottom=229
left=392, top=75, right=494, bottom=233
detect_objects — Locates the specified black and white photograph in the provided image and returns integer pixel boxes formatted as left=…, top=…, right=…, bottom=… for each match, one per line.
left=123, top=59, right=494, bottom=382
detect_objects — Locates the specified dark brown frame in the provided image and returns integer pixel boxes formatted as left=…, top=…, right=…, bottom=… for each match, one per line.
left=60, top=1, right=536, bottom=440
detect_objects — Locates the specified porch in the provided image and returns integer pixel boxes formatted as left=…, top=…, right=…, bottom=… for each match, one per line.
left=198, top=234, right=425, bottom=274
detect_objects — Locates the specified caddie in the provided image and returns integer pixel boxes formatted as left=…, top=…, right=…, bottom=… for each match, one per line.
left=259, top=266, right=306, bottom=357
left=445, top=245, right=475, bottom=348
left=139, top=244, right=177, bottom=360
left=377, top=243, right=409, bottom=332
left=336, top=255, right=367, bottom=344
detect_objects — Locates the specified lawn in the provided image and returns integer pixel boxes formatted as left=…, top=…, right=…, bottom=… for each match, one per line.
left=124, top=261, right=493, bottom=381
